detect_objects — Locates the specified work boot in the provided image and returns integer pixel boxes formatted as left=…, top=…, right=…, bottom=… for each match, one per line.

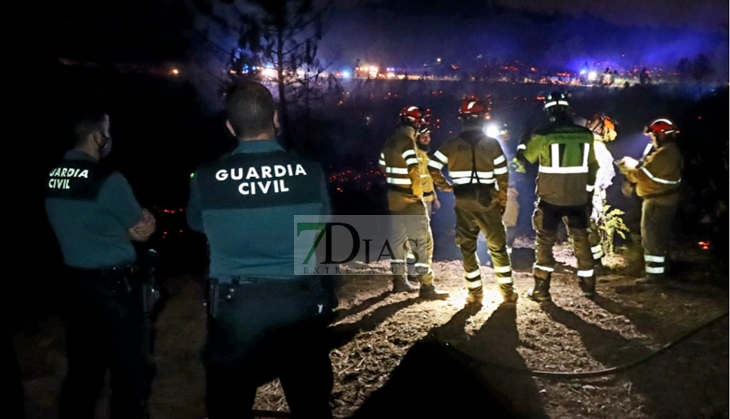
left=392, top=277, right=419, bottom=293
left=578, top=276, right=596, bottom=299
left=499, top=284, right=519, bottom=303
left=465, top=287, right=483, bottom=305
left=525, top=275, right=551, bottom=302
left=419, top=284, right=450, bottom=300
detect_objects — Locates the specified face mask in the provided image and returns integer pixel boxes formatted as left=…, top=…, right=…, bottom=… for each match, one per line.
left=97, top=133, right=112, bottom=158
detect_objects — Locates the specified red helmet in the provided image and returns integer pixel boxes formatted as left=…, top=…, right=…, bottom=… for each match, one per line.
left=399, top=106, right=423, bottom=125
left=458, top=98, right=486, bottom=118
left=645, top=118, right=677, bottom=136
left=418, top=113, right=432, bottom=133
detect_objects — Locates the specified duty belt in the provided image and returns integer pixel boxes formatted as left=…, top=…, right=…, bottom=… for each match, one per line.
left=68, top=263, right=139, bottom=276
left=66, top=263, right=141, bottom=296
left=213, top=277, right=322, bottom=300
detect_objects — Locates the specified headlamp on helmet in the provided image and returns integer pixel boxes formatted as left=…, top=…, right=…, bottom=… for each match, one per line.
left=543, top=92, right=570, bottom=111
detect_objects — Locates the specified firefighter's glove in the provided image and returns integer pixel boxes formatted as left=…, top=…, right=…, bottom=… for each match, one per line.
left=510, top=157, right=526, bottom=174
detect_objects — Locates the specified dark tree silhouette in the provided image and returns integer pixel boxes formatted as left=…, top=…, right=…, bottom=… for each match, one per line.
left=223, top=0, right=333, bottom=133
left=676, top=54, right=715, bottom=86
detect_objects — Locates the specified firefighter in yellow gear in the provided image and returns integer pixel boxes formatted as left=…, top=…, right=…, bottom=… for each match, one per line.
left=416, top=123, right=441, bottom=217
left=512, top=92, right=599, bottom=301
left=616, top=118, right=683, bottom=284
left=379, top=105, right=449, bottom=300
left=428, top=98, right=517, bottom=305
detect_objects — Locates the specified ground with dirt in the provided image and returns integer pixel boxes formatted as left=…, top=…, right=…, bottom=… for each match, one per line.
left=15, top=240, right=729, bottom=419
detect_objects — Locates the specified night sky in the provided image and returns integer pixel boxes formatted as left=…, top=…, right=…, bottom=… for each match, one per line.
left=47, top=0, right=728, bottom=67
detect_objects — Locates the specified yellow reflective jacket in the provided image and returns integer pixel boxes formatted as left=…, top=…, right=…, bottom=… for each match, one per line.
left=416, top=147, right=435, bottom=203
left=624, top=142, right=683, bottom=205
left=522, top=120, right=598, bottom=206
left=428, top=126, right=509, bottom=210
left=379, top=126, right=423, bottom=211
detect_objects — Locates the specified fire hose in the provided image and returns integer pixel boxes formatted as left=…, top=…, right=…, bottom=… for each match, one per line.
left=248, top=310, right=727, bottom=417
left=440, top=310, right=729, bottom=378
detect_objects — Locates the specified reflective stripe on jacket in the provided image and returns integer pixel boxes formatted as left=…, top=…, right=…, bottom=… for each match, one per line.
left=523, top=121, right=598, bottom=206
left=416, top=148, right=435, bottom=202
left=380, top=126, right=423, bottom=210
left=625, top=142, right=683, bottom=205
left=428, top=126, right=509, bottom=209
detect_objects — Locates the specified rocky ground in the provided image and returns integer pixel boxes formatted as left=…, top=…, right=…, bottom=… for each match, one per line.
left=15, top=239, right=729, bottom=418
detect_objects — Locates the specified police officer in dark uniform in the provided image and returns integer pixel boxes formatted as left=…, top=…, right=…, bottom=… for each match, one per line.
left=187, top=81, right=334, bottom=419
left=45, top=110, right=157, bottom=419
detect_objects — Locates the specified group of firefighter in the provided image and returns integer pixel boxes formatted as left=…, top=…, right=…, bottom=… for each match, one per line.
left=379, top=92, right=684, bottom=305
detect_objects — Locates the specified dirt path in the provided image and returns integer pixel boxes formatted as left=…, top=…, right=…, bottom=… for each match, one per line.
left=15, top=244, right=728, bottom=418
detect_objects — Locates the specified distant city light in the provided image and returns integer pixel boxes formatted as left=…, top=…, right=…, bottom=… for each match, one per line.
left=587, top=71, right=598, bottom=81
left=262, top=68, right=277, bottom=78
left=436, top=58, right=441, bottom=63
left=342, top=70, right=351, bottom=78
left=170, top=68, right=180, bottom=75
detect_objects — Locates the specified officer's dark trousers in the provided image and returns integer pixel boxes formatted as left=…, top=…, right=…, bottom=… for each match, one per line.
left=60, top=268, right=150, bottom=419
left=3, top=318, right=24, bottom=419
left=204, top=279, right=334, bottom=419
left=532, top=201, right=594, bottom=280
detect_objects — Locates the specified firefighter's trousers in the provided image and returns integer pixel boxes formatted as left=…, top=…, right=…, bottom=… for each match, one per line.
left=532, top=201, right=594, bottom=281
left=588, top=195, right=605, bottom=262
left=641, top=200, right=677, bottom=279
left=390, top=201, right=434, bottom=286
left=588, top=219, right=604, bottom=262
left=455, top=206, right=513, bottom=293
